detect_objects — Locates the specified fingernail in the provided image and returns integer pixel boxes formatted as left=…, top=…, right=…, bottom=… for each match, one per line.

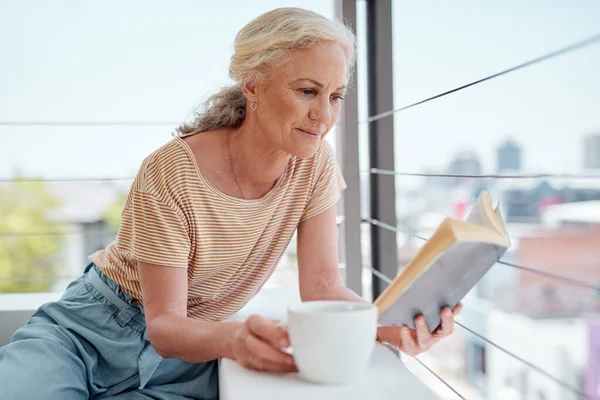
left=417, top=319, right=425, bottom=326
left=280, top=339, right=289, bottom=348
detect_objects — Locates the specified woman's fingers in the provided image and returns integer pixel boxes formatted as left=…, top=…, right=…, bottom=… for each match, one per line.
left=243, top=331, right=295, bottom=366
left=399, top=327, right=420, bottom=355
left=452, top=302, right=463, bottom=316
left=377, top=305, right=462, bottom=356
left=244, top=354, right=299, bottom=373
left=434, top=306, right=455, bottom=337
left=232, top=314, right=296, bottom=373
left=414, top=315, right=432, bottom=350
left=247, top=315, right=290, bottom=348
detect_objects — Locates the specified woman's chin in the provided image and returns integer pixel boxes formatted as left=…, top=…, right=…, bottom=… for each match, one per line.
left=289, top=132, right=323, bottom=159
left=291, top=142, right=321, bottom=159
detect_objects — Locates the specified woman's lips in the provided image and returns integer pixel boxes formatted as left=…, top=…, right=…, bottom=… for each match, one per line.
left=296, top=128, right=320, bottom=138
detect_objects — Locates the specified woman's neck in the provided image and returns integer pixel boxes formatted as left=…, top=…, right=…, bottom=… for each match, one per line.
left=227, top=121, right=291, bottom=189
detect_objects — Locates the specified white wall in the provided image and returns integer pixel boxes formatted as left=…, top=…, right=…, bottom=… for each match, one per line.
left=487, top=310, right=587, bottom=400
left=0, top=292, right=62, bottom=346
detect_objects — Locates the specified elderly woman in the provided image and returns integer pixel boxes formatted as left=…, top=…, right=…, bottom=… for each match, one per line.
left=0, top=7, right=460, bottom=400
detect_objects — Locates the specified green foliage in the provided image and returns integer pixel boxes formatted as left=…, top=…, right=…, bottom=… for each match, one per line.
left=0, top=181, right=65, bottom=293
left=104, top=192, right=128, bottom=230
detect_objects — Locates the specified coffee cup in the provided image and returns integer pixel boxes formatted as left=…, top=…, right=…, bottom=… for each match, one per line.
left=287, top=301, right=378, bottom=384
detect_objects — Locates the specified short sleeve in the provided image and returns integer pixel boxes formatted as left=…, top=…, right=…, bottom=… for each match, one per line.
left=124, top=189, right=191, bottom=268
left=300, top=142, right=347, bottom=223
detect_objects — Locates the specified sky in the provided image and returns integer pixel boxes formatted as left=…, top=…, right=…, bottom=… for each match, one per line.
left=1, top=0, right=599, bottom=187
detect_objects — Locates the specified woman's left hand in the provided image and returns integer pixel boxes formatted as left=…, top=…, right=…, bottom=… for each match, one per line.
left=376, top=303, right=463, bottom=356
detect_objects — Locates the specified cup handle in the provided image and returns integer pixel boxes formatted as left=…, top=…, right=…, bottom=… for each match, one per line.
left=275, top=321, right=294, bottom=354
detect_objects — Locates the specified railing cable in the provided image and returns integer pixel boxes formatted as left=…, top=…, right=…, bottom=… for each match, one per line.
left=366, top=264, right=591, bottom=399
left=411, top=356, right=468, bottom=400
left=455, top=320, right=591, bottom=399
left=0, top=121, right=180, bottom=127
left=368, top=169, right=600, bottom=180
left=362, top=32, right=600, bottom=124
left=363, top=218, right=600, bottom=291
left=365, top=264, right=467, bottom=399
left=0, top=229, right=116, bottom=238
left=0, top=176, right=134, bottom=183
left=0, top=275, right=79, bottom=282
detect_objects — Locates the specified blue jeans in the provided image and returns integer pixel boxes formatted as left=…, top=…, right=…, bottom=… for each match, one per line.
left=0, top=264, right=218, bottom=399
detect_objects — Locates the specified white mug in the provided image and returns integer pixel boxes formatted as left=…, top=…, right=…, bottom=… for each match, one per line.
left=287, top=300, right=378, bottom=385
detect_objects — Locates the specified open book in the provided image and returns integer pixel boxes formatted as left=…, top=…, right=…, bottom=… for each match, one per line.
left=374, top=191, right=510, bottom=331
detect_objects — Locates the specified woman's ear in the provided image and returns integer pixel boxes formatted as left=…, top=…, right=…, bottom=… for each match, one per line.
left=242, top=80, right=257, bottom=100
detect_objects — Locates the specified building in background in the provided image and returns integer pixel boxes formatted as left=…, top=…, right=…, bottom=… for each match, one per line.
left=486, top=310, right=588, bottom=400
left=445, top=150, right=483, bottom=189
left=456, top=200, right=600, bottom=399
left=583, top=134, right=600, bottom=170
left=47, top=182, right=123, bottom=291
left=497, top=139, right=523, bottom=173
left=516, top=202, right=600, bottom=316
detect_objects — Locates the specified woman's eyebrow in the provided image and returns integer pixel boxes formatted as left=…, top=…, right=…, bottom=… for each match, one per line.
left=292, top=78, right=346, bottom=91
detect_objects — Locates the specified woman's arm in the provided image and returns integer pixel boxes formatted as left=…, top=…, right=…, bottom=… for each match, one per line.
left=139, top=262, right=296, bottom=372
left=296, top=204, right=362, bottom=302
left=138, top=262, right=237, bottom=361
left=296, top=205, right=461, bottom=355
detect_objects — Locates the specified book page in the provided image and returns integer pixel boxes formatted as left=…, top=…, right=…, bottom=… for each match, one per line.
left=465, top=194, right=486, bottom=226
left=465, top=192, right=506, bottom=235
left=494, top=199, right=508, bottom=236
left=378, top=241, right=508, bottom=330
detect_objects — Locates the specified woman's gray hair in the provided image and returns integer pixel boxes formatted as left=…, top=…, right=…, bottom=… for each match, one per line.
left=176, top=7, right=356, bottom=136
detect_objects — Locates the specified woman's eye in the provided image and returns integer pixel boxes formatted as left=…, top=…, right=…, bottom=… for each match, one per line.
left=300, top=89, right=315, bottom=95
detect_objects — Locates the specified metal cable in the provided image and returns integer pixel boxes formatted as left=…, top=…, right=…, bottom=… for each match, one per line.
left=0, top=121, right=180, bottom=127
left=365, top=264, right=591, bottom=399
left=0, top=229, right=116, bottom=238
left=4, top=169, right=599, bottom=184
left=0, top=176, right=134, bottom=183
left=497, top=260, right=600, bottom=291
left=362, top=32, right=600, bottom=124
left=365, top=264, right=467, bottom=399
left=411, top=356, right=467, bottom=400
left=4, top=34, right=599, bottom=129
left=368, top=169, right=600, bottom=180
left=455, top=321, right=591, bottom=399
left=370, top=266, right=393, bottom=284
left=0, top=275, right=79, bottom=282
left=363, top=217, right=600, bottom=291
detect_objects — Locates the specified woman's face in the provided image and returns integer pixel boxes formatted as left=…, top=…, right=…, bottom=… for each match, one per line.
left=250, top=42, right=348, bottom=159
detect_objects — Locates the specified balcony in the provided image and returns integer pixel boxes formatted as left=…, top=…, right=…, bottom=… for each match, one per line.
left=2, top=1, right=600, bottom=399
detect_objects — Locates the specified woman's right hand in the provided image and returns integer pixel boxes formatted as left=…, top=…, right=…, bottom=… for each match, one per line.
left=229, top=315, right=298, bottom=373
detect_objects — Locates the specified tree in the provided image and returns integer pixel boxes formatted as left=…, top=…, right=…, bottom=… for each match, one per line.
left=0, top=181, right=65, bottom=293
left=104, top=192, right=128, bottom=231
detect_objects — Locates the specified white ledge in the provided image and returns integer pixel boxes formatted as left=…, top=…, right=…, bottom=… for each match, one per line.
left=1, top=289, right=439, bottom=399
left=221, top=286, right=439, bottom=400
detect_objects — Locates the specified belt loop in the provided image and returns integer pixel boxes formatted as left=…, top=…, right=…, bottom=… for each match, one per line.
left=87, top=265, right=140, bottom=328
left=116, top=307, right=137, bottom=327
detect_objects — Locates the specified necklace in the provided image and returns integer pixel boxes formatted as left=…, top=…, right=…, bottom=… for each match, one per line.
left=226, top=133, right=247, bottom=200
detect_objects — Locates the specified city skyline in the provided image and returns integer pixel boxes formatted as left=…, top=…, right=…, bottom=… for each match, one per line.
left=432, top=133, right=600, bottom=175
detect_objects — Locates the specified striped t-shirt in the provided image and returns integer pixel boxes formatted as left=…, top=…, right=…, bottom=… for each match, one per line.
left=89, top=136, right=346, bottom=321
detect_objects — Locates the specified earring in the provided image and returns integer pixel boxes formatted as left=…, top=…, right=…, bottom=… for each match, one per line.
left=249, top=98, right=257, bottom=110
